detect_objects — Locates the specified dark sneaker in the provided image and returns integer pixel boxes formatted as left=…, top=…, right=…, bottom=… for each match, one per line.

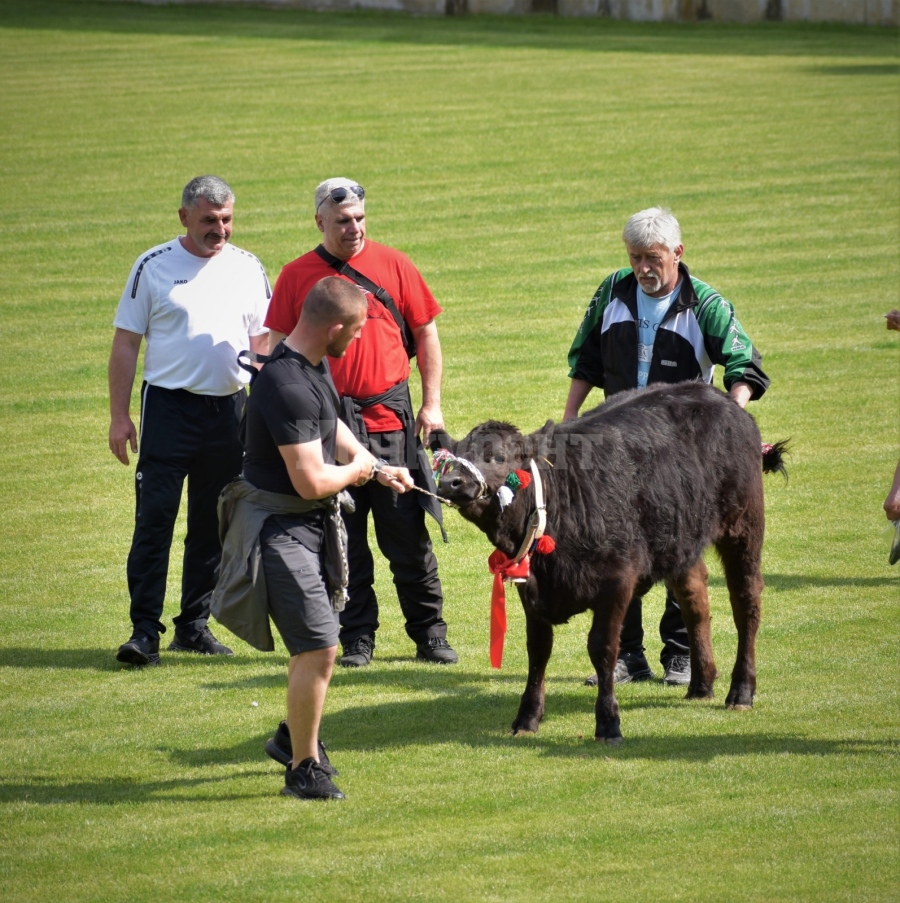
left=167, top=626, right=234, bottom=656
left=264, top=721, right=338, bottom=775
left=339, top=635, right=374, bottom=668
left=663, top=655, right=691, bottom=686
left=282, top=758, right=345, bottom=801
left=116, top=634, right=160, bottom=666
left=415, top=637, right=459, bottom=664
left=584, top=651, right=654, bottom=686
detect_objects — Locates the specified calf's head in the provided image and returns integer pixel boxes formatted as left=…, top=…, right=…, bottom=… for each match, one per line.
left=432, top=421, right=532, bottom=514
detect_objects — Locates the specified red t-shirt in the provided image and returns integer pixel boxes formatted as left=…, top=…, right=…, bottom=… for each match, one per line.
left=265, top=240, right=442, bottom=432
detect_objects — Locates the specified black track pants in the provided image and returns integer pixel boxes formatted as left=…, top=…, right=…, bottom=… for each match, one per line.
left=125, top=383, right=244, bottom=638
left=338, top=430, right=446, bottom=648
left=619, top=589, right=690, bottom=663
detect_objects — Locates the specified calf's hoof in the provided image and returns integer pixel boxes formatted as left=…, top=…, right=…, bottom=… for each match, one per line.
left=725, top=685, right=755, bottom=710
left=511, top=715, right=542, bottom=735
left=594, top=715, right=622, bottom=745
left=685, top=683, right=715, bottom=700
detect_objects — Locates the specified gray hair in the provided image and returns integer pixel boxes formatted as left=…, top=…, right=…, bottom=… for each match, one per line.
left=181, top=175, right=234, bottom=210
left=622, top=207, right=682, bottom=252
left=315, top=177, right=365, bottom=213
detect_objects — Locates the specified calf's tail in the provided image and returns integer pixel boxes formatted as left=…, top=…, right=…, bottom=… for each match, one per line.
left=761, top=440, right=790, bottom=480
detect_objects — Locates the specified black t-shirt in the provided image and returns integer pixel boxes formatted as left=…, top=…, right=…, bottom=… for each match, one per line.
left=242, top=346, right=340, bottom=497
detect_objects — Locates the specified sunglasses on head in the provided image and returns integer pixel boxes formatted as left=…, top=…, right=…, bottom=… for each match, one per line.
left=317, top=184, right=365, bottom=211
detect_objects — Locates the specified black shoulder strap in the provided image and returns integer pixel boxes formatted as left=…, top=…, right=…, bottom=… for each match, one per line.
left=314, top=244, right=416, bottom=358
left=237, top=344, right=286, bottom=386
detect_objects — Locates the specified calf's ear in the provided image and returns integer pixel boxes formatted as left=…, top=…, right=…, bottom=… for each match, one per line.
left=428, top=429, right=456, bottom=453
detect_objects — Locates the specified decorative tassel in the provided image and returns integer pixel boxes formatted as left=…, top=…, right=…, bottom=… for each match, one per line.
left=497, top=485, right=514, bottom=509
left=534, top=534, right=556, bottom=555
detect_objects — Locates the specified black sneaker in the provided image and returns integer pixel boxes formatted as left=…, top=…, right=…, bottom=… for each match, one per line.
left=116, top=634, right=160, bottom=666
left=339, top=635, right=374, bottom=668
left=282, top=758, right=345, bottom=801
left=167, top=626, right=234, bottom=656
left=663, top=655, right=691, bottom=686
left=264, top=721, right=338, bottom=775
left=584, top=651, right=654, bottom=686
left=415, top=637, right=459, bottom=664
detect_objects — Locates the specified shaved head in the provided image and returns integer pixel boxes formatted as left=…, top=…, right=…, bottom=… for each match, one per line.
left=301, top=276, right=367, bottom=328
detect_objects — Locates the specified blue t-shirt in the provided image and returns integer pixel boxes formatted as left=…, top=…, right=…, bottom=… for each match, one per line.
left=636, top=282, right=681, bottom=388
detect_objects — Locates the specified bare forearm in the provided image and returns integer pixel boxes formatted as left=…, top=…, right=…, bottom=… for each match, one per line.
left=564, top=378, right=594, bottom=421
left=415, top=322, right=442, bottom=409
left=884, top=459, right=900, bottom=521
left=729, top=381, right=753, bottom=409
left=281, top=430, right=412, bottom=499
left=109, top=342, right=138, bottom=418
left=108, top=329, right=142, bottom=465
left=288, top=461, right=367, bottom=499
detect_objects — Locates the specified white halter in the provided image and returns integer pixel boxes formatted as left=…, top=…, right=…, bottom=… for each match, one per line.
left=511, top=459, right=547, bottom=564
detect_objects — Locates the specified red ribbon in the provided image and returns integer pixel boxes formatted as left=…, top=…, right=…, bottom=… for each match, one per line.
left=487, top=549, right=531, bottom=668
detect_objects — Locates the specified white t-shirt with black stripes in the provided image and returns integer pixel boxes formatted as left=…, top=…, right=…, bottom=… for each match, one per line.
left=114, top=238, right=271, bottom=396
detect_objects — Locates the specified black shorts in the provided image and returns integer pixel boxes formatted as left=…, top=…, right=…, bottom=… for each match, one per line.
left=260, top=517, right=339, bottom=656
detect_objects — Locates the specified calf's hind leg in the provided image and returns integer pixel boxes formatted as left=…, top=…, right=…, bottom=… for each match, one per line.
left=718, top=538, right=763, bottom=710
left=669, top=559, right=717, bottom=699
left=587, top=598, right=630, bottom=744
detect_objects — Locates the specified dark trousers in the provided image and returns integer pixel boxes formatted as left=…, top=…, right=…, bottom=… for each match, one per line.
left=126, top=383, right=245, bottom=639
left=620, top=587, right=690, bottom=664
left=339, top=430, right=445, bottom=647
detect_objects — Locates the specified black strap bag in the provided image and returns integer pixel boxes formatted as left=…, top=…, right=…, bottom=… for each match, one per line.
left=313, top=244, right=417, bottom=358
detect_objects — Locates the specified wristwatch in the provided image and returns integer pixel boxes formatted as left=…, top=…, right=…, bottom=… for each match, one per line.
left=372, top=458, right=389, bottom=476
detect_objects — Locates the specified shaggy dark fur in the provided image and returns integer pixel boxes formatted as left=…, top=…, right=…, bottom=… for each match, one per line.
left=434, top=381, right=787, bottom=744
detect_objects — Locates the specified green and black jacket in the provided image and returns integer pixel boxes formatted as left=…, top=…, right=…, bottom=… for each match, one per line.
left=567, top=262, right=769, bottom=400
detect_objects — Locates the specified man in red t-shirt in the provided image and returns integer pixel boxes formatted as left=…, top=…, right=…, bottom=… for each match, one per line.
left=265, top=178, right=457, bottom=668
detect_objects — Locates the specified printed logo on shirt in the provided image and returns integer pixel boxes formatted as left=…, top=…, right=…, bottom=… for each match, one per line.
left=174, top=279, right=188, bottom=285
left=661, top=359, right=677, bottom=367
left=730, top=337, right=747, bottom=352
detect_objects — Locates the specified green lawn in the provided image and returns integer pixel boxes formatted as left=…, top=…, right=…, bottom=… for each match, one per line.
left=0, top=3, right=897, bottom=901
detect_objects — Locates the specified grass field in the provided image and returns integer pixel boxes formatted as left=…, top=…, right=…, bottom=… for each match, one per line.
left=0, top=2, right=897, bottom=901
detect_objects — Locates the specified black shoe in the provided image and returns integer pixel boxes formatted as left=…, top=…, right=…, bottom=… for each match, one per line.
left=663, top=655, right=691, bottom=686
left=264, top=721, right=338, bottom=775
left=584, top=651, right=654, bottom=686
left=339, top=635, right=374, bottom=668
left=167, top=626, right=234, bottom=656
left=282, top=758, right=345, bottom=801
left=415, top=637, right=459, bottom=664
left=116, top=634, right=160, bottom=666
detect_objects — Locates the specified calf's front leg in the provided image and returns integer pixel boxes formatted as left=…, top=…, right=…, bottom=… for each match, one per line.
left=511, top=609, right=553, bottom=735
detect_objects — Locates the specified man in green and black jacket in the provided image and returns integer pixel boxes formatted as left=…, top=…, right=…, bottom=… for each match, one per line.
left=564, top=206, right=770, bottom=689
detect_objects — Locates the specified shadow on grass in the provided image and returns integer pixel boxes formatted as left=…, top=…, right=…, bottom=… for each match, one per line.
left=196, top=667, right=895, bottom=763
left=1, top=661, right=893, bottom=805
left=0, top=647, right=278, bottom=671
left=716, top=573, right=899, bottom=590
left=2, top=715, right=892, bottom=807
left=0, top=770, right=268, bottom=806
left=0, top=0, right=892, bottom=58
left=812, top=63, right=900, bottom=75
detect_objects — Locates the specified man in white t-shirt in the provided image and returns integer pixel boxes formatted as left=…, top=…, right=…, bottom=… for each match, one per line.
left=109, top=175, right=271, bottom=666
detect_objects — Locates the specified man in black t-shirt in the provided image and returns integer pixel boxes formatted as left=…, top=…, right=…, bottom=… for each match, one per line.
left=239, top=276, right=413, bottom=801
